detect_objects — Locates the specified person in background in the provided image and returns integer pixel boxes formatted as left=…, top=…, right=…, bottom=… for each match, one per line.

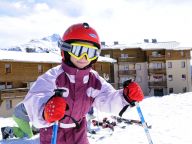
left=1, top=22, right=144, bottom=143
left=1, top=102, right=39, bottom=139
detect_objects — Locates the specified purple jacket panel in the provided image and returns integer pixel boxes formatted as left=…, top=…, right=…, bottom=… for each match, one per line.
left=40, top=117, right=89, bottom=144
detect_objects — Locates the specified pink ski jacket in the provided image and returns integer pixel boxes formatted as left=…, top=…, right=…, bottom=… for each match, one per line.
left=23, top=62, right=128, bottom=144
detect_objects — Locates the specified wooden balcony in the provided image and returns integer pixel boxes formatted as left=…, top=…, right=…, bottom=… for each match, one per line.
left=148, top=81, right=167, bottom=88
left=148, top=68, right=166, bottom=74
left=0, top=88, right=29, bottom=105
left=118, top=70, right=136, bottom=75
left=148, top=55, right=165, bottom=61
left=118, top=55, right=145, bottom=62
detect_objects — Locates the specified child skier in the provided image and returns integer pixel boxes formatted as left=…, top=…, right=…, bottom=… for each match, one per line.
left=1, top=22, right=144, bottom=143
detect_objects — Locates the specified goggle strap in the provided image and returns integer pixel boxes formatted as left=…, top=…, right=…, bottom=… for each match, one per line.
left=58, top=40, right=72, bottom=52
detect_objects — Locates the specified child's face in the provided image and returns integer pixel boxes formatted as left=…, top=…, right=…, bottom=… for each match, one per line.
left=70, top=55, right=91, bottom=69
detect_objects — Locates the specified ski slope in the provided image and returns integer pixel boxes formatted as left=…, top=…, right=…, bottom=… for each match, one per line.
left=1, top=92, right=192, bottom=144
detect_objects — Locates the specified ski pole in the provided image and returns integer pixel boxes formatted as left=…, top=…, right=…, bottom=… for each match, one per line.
left=51, top=89, right=66, bottom=144
left=51, top=121, right=59, bottom=144
left=135, top=102, right=153, bottom=144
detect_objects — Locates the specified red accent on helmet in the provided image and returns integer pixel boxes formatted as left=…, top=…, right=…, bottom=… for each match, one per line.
left=61, top=23, right=101, bottom=49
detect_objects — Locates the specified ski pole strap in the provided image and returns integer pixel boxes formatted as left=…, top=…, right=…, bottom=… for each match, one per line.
left=119, top=105, right=129, bottom=117
left=135, top=102, right=153, bottom=144
left=60, top=123, right=76, bottom=128
left=60, top=115, right=81, bottom=129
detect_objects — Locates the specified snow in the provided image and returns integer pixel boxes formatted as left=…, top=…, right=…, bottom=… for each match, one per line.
left=0, top=50, right=116, bottom=63
left=101, top=41, right=192, bottom=51
left=1, top=92, right=192, bottom=144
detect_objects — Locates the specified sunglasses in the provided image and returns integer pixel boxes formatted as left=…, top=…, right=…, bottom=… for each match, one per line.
left=58, top=40, right=100, bottom=62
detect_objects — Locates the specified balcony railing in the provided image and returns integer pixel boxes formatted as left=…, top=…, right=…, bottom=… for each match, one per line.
left=119, top=70, right=136, bottom=75
left=0, top=88, right=29, bottom=105
left=148, top=68, right=166, bottom=74
left=148, top=55, right=165, bottom=61
left=148, top=81, right=167, bottom=88
left=118, top=55, right=145, bottom=62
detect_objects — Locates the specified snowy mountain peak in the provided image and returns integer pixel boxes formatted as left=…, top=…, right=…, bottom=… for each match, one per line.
left=0, top=34, right=61, bottom=53
left=41, top=34, right=60, bottom=42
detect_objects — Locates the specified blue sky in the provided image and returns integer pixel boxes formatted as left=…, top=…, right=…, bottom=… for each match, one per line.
left=0, top=0, right=192, bottom=47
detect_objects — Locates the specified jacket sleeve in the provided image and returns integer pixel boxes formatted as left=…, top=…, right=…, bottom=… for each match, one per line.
left=92, top=75, right=129, bottom=116
left=22, top=66, right=62, bottom=128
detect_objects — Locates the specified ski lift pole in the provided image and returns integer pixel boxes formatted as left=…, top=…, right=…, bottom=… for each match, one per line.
left=51, top=89, right=66, bottom=144
left=135, top=102, right=153, bottom=144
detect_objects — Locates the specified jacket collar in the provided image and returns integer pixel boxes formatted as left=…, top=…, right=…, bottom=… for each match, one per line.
left=62, top=62, right=91, bottom=76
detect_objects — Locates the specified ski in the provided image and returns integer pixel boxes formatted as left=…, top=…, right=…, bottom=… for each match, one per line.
left=91, top=118, right=116, bottom=131
left=111, top=116, right=152, bottom=129
left=87, top=118, right=114, bottom=142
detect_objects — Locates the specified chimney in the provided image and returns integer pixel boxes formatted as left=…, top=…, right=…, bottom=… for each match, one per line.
left=152, top=39, right=157, bottom=43
left=101, top=41, right=105, bottom=46
left=144, top=39, right=149, bottom=43
left=114, top=41, right=118, bottom=45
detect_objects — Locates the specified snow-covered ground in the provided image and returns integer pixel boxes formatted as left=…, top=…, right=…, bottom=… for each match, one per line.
left=1, top=92, right=192, bottom=144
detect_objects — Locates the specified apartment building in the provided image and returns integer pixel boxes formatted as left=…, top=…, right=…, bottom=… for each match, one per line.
left=100, top=41, right=192, bottom=96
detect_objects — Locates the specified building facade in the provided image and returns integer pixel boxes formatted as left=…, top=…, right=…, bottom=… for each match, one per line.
left=100, top=41, right=192, bottom=96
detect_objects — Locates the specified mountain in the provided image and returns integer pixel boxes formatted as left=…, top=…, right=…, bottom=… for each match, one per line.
left=0, top=34, right=60, bottom=53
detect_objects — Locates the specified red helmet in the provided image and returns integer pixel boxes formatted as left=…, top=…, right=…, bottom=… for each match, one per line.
left=61, top=23, right=101, bottom=49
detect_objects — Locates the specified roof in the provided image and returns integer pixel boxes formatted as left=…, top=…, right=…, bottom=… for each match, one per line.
left=101, top=41, right=192, bottom=50
left=0, top=50, right=116, bottom=63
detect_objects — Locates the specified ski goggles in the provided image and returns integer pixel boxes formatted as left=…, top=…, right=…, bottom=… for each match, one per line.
left=58, top=40, right=100, bottom=62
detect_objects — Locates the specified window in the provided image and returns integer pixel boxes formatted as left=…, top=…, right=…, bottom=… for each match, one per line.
left=153, top=63, right=162, bottom=69
left=6, top=100, right=12, bottom=110
left=38, top=64, right=43, bottom=74
left=181, top=61, right=185, bottom=68
left=183, top=87, right=187, bottom=92
left=123, top=65, right=129, bottom=70
left=121, top=54, right=128, bottom=58
left=0, top=82, right=6, bottom=90
left=5, top=64, right=11, bottom=73
left=169, top=88, right=173, bottom=94
left=167, top=62, right=172, bottom=68
left=157, top=63, right=162, bottom=69
left=6, top=82, right=13, bottom=89
left=168, top=75, right=173, bottom=81
left=182, top=74, right=186, bottom=80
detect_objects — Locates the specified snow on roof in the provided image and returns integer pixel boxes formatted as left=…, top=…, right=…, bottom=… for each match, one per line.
left=98, top=56, right=117, bottom=63
left=0, top=50, right=116, bottom=63
left=101, top=43, right=140, bottom=50
left=101, top=41, right=192, bottom=50
left=138, top=41, right=180, bottom=50
left=0, top=51, right=62, bottom=63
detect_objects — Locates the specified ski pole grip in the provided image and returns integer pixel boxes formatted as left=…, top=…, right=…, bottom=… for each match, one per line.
left=54, top=89, right=66, bottom=97
left=123, top=79, right=132, bottom=88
